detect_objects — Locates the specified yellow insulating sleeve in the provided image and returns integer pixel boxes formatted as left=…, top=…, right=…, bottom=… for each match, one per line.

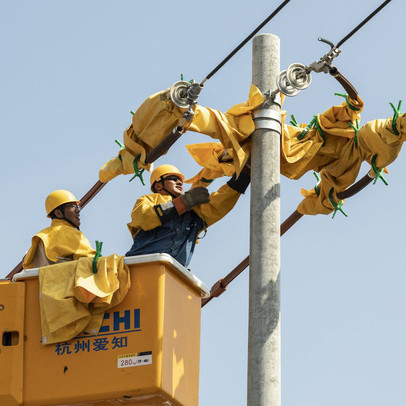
left=188, top=84, right=264, bottom=173
left=297, top=112, right=406, bottom=215
left=184, top=142, right=235, bottom=187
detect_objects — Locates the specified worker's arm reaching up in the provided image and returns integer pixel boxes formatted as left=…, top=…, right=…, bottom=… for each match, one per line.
left=126, top=165, right=250, bottom=267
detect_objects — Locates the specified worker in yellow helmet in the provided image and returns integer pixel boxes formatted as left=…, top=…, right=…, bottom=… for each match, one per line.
left=22, top=190, right=95, bottom=270
left=126, top=164, right=250, bottom=267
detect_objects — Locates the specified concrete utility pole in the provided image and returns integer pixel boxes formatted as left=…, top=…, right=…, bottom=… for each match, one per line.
left=248, top=34, right=281, bottom=406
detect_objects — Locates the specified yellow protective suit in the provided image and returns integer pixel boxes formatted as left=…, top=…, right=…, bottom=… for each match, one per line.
left=23, top=219, right=95, bottom=270
left=99, top=84, right=264, bottom=183
left=127, top=183, right=241, bottom=238
left=39, top=254, right=130, bottom=345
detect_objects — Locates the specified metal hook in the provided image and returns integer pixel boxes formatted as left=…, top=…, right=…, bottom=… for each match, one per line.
left=318, top=37, right=335, bottom=49
left=306, top=37, right=341, bottom=74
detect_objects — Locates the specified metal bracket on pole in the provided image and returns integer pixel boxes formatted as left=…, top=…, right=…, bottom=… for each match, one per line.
left=252, top=109, right=282, bottom=134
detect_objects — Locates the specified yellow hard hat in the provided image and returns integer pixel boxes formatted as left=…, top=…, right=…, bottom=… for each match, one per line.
left=150, top=164, right=185, bottom=191
left=45, top=190, right=79, bottom=217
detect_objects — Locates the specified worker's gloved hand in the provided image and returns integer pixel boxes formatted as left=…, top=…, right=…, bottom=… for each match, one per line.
left=180, top=187, right=210, bottom=210
left=156, top=187, right=210, bottom=222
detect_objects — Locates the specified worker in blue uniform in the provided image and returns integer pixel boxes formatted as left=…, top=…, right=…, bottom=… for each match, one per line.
left=126, top=164, right=250, bottom=267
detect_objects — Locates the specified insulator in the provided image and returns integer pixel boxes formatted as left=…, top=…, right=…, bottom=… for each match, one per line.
left=169, top=81, right=191, bottom=108
left=182, top=107, right=194, bottom=123
left=276, top=70, right=300, bottom=97
left=286, top=63, right=312, bottom=90
left=186, top=82, right=202, bottom=105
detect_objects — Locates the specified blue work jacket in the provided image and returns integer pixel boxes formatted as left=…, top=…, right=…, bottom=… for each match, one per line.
left=126, top=210, right=204, bottom=268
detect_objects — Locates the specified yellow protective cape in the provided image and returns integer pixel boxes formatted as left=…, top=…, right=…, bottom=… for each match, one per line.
left=99, top=84, right=264, bottom=183
left=39, top=254, right=131, bottom=345
left=23, top=219, right=95, bottom=270
left=127, top=183, right=241, bottom=238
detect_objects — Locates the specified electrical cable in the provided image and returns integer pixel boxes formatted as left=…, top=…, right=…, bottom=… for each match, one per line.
left=201, top=172, right=374, bottom=307
left=6, top=0, right=393, bottom=281
left=4, top=2, right=293, bottom=281
left=201, top=0, right=292, bottom=84
left=337, top=0, right=392, bottom=48
left=277, top=0, right=393, bottom=98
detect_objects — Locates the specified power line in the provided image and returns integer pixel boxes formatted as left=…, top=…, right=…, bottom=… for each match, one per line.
left=202, top=0, right=292, bottom=83
left=337, top=0, right=392, bottom=48
left=201, top=172, right=374, bottom=307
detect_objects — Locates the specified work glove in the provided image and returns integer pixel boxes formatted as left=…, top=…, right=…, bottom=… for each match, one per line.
left=156, top=187, right=210, bottom=222
left=180, top=187, right=210, bottom=210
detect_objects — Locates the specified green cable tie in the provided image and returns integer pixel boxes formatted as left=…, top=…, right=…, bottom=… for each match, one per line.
left=201, top=177, right=214, bottom=184
left=313, top=172, right=321, bottom=196
left=130, top=110, right=135, bottom=116
left=180, top=73, right=184, bottom=80
left=389, top=100, right=402, bottom=135
left=290, top=114, right=299, bottom=127
left=129, top=154, right=145, bottom=185
left=313, top=116, right=326, bottom=147
left=115, top=139, right=125, bottom=149
left=92, top=240, right=103, bottom=274
left=298, top=116, right=317, bottom=140
left=334, top=92, right=360, bottom=111
left=371, top=154, right=389, bottom=186
left=348, top=118, right=360, bottom=148
left=298, top=116, right=325, bottom=146
left=328, top=188, right=348, bottom=219
left=115, top=139, right=125, bottom=161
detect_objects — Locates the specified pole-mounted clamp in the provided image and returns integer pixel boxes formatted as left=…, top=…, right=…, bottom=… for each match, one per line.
left=252, top=109, right=281, bottom=134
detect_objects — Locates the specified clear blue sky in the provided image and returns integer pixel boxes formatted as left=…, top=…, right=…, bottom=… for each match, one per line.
left=1, top=1, right=405, bottom=405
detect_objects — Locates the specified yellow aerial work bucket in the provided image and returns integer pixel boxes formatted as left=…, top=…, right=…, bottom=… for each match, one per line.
left=0, top=253, right=209, bottom=406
